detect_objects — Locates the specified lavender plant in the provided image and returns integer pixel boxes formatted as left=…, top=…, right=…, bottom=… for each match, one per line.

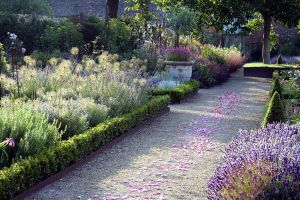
left=207, top=123, right=300, bottom=200
left=164, top=46, right=195, bottom=62
left=0, top=105, right=61, bottom=167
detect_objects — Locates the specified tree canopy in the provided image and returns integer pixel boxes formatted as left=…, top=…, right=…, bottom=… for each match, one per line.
left=181, top=0, right=300, bottom=63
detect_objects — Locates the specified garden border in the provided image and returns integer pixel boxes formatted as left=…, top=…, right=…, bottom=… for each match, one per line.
left=151, top=80, right=200, bottom=103
left=0, top=95, right=170, bottom=200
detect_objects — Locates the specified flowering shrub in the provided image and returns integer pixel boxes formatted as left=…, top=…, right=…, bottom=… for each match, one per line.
left=164, top=46, right=196, bottom=61
left=201, top=45, right=246, bottom=72
left=1, top=50, right=149, bottom=139
left=207, top=123, right=300, bottom=199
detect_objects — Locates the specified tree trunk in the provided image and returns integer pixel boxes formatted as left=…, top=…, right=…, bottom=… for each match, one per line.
left=173, top=31, right=179, bottom=47
left=106, top=0, right=119, bottom=20
left=262, top=15, right=272, bottom=64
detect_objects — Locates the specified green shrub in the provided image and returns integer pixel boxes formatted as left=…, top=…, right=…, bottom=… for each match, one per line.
left=276, top=54, right=283, bottom=64
left=278, top=43, right=300, bottom=56
left=134, top=43, right=161, bottom=74
left=30, top=50, right=61, bottom=67
left=0, top=13, right=51, bottom=53
left=262, top=91, right=286, bottom=127
left=0, top=95, right=170, bottom=200
left=40, top=19, right=83, bottom=52
left=0, top=107, right=61, bottom=167
left=269, top=78, right=282, bottom=98
left=192, top=62, right=216, bottom=88
left=151, top=80, right=200, bottom=103
left=201, top=45, right=226, bottom=65
left=0, top=42, right=6, bottom=71
left=81, top=15, right=106, bottom=44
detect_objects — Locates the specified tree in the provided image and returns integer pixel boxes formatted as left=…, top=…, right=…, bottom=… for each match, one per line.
left=106, top=0, right=120, bottom=20
left=166, top=7, right=196, bottom=46
left=0, top=0, right=51, bottom=15
left=182, top=0, right=300, bottom=64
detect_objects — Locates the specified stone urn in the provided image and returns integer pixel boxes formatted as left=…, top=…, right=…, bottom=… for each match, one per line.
left=165, top=60, right=194, bottom=81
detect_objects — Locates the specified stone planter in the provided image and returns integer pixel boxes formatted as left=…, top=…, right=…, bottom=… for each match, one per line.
left=165, top=61, right=193, bottom=81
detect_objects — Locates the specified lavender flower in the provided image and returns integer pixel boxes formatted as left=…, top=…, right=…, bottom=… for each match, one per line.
left=164, top=46, right=197, bottom=62
left=207, top=123, right=300, bottom=199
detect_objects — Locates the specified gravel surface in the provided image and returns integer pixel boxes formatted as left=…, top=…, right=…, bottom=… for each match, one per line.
left=26, top=72, right=270, bottom=200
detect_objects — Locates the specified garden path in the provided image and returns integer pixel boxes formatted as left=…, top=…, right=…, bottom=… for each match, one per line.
left=26, top=72, right=270, bottom=200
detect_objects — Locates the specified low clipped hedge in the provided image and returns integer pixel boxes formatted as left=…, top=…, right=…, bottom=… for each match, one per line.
left=0, top=95, right=170, bottom=200
left=151, top=80, right=200, bottom=103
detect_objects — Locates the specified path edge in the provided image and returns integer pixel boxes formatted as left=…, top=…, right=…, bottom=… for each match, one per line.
left=13, top=107, right=170, bottom=200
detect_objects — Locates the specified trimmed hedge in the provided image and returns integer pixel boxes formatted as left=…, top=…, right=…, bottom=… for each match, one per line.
left=269, top=78, right=282, bottom=98
left=0, top=95, right=170, bottom=200
left=151, top=80, right=200, bottom=103
left=262, top=91, right=286, bottom=127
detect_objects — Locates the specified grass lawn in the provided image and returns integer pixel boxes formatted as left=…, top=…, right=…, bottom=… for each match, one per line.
left=243, top=62, right=300, bottom=68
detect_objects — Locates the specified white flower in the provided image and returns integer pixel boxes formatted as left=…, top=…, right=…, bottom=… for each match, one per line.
left=22, top=48, right=26, bottom=54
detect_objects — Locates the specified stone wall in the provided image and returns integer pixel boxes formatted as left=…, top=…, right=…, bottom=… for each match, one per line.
left=47, top=0, right=129, bottom=17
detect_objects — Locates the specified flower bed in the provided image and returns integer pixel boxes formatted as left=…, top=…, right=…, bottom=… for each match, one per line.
left=207, top=123, right=300, bottom=199
left=151, top=80, right=200, bottom=103
left=0, top=95, right=170, bottom=200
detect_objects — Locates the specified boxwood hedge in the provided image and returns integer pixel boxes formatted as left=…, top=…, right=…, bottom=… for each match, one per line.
left=0, top=95, right=170, bottom=200
left=151, top=80, right=200, bottom=103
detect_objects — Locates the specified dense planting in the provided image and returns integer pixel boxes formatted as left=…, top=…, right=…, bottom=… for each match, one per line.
left=207, top=123, right=300, bottom=200
left=0, top=95, right=170, bottom=200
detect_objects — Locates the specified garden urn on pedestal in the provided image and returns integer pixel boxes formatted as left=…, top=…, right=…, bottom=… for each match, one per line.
left=164, top=46, right=195, bottom=81
left=165, top=60, right=193, bottom=81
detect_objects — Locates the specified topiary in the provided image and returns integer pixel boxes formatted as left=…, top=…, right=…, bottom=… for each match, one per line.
left=262, top=91, right=286, bottom=127
left=270, top=78, right=282, bottom=98
left=276, top=54, right=283, bottom=64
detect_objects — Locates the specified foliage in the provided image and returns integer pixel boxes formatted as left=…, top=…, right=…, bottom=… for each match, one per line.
left=0, top=105, right=61, bottom=167
left=201, top=45, right=245, bottom=71
left=164, top=46, right=195, bottom=61
left=92, top=19, right=138, bottom=56
left=166, top=6, right=196, bottom=36
left=276, top=54, right=283, bottom=64
left=0, top=0, right=51, bottom=15
left=81, top=15, right=106, bottom=44
left=183, top=0, right=300, bottom=63
left=151, top=80, right=200, bottom=103
left=0, top=43, right=6, bottom=71
left=201, top=45, right=226, bottom=65
left=1, top=51, right=149, bottom=137
left=0, top=95, right=170, bottom=200
left=192, top=61, right=216, bottom=88
left=269, top=78, right=282, bottom=98
left=157, top=80, right=178, bottom=89
left=30, top=49, right=62, bottom=67
left=134, top=43, right=162, bottom=74
left=207, top=123, right=300, bottom=199
left=0, top=13, right=51, bottom=54
left=40, top=20, right=83, bottom=52
left=262, top=91, right=286, bottom=127
left=278, top=43, right=300, bottom=56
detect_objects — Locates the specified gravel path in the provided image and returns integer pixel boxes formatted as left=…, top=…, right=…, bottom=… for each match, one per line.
left=26, top=73, right=270, bottom=200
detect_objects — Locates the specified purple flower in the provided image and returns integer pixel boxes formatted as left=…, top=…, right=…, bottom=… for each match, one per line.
left=163, top=46, right=197, bottom=62
left=5, top=138, right=15, bottom=147
left=21, top=48, right=26, bottom=54
left=207, top=123, right=300, bottom=199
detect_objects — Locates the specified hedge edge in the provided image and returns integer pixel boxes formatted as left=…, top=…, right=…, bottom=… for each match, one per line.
left=0, top=95, right=170, bottom=200
left=151, top=80, right=200, bottom=103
